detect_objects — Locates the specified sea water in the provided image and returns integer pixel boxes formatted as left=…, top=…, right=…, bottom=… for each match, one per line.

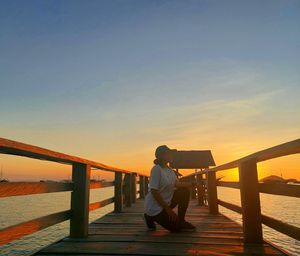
left=0, top=186, right=299, bottom=256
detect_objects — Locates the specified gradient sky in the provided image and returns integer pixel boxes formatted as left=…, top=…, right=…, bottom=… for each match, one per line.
left=0, top=0, right=299, bottom=181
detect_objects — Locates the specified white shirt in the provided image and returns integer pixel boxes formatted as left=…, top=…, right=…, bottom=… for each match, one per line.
left=144, top=164, right=177, bottom=216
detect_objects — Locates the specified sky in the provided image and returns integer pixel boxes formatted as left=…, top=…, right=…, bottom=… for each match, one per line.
left=0, top=0, right=299, bottom=181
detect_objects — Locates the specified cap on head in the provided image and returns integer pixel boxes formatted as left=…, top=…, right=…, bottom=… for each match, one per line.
left=155, top=145, right=174, bottom=159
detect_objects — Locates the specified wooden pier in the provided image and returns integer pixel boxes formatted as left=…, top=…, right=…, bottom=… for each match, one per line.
left=0, top=138, right=299, bottom=255
left=33, top=199, right=285, bottom=256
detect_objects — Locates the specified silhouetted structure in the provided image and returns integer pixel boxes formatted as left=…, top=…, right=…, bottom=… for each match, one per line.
left=170, top=150, right=216, bottom=169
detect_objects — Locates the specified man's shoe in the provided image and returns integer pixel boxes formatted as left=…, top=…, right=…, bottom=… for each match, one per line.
left=179, top=220, right=196, bottom=231
left=143, top=213, right=156, bottom=230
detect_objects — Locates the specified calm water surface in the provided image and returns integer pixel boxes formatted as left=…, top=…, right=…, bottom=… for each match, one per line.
left=0, top=187, right=299, bottom=256
left=218, top=187, right=300, bottom=256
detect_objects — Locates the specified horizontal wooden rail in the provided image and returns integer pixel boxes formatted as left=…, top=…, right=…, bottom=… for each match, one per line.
left=185, top=138, right=300, bottom=178
left=0, top=181, right=115, bottom=198
left=0, top=210, right=71, bottom=246
left=217, top=199, right=300, bottom=241
left=0, top=182, right=73, bottom=197
left=258, top=183, right=300, bottom=198
left=217, top=182, right=300, bottom=198
left=182, top=139, right=300, bottom=245
left=217, top=199, right=242, bottom=214
left=89, top=197, right=115, bottom=212
left=0, top=138, right=144, bottom=175
left=211, top=138, right=300, bottom=173
left=217, top=181, right=240, bottom=189
left=89, top=181, right=114, bottom=189
left=0, top=137, right=148, bottom=246
left=262, top=214, right=300, bottom=241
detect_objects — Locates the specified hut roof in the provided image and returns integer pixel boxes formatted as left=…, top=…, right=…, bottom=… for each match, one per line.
left=170, top=150, right=215, bottom=169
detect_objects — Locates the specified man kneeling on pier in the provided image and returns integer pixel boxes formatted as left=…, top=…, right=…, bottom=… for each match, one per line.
left=143, top=145, right=196, bottom=232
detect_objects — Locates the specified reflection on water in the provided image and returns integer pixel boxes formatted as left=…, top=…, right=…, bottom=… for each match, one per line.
left=0, top=186, right=299, bottom=255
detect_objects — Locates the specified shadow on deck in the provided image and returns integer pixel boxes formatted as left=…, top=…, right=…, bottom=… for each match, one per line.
left=34, top=199, right=285, bottom=256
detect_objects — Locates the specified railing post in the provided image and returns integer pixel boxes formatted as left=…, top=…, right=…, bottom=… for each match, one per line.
left=70, top=163, right=91, bottom=238
left=124, top=173, right=131, bottom=207
left=139, top=176, right=145, bottom=199
left=114, top=172, right=123, bottom=213
left=145, top=176, right=149, bottom=195
left=207, top=171, right=218, bottom=214
left=131, top=173, right=137, bottom=203
left=187, top=177, right=192, bottom=200
left=191, top=174, right=196, bottom=199
left=196, top=173, right=205, bottom=206
left=239, top=160, right=263, bottom=243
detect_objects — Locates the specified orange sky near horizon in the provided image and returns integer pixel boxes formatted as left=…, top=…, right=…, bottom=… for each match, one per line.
left=0, top=138, right=299, bottom=182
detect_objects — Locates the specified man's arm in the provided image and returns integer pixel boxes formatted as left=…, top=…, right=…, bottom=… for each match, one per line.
left=150, top=188, right=170, bottom=210
left=150, top=188, right=178, bottom=221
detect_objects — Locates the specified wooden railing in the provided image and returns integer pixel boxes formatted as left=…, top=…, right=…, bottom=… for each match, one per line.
left=0, top=138, right=149, bottom=246
left=1, top=137, right=299, bottom=247
left=182, top=139, right=300, bottom=243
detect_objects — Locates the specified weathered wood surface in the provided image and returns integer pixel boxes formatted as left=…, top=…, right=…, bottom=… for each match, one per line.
left=0, top=181, right=114, bottom=198
left=90, top=181, right=115, bottom=189
left=89, top=197, right=115, bottom=212
left=185, top=138, right=300, bottom=177
left=125, top=173, right=132, bottom=207
left=258, top=183, right=300, bottom=198
left=216, top=181, right=240, bottom=189
left=70, top=163, right=91, bottom=238
left=0, top=182, right=73, bottom=197
left=0, top=210, right=70, bottom=246
left=0, top=137, right=144, bottom=175
left=239, top=160, right=263, bottom=243
left=114, top=172, right=123, bottom=212
left=217, top=180, right=300, bottom=199
left=34, top=199, right=285, bottom=255
left=207, top=171, right=218, bottom=214
left=262, top=214, right=300, bottom=241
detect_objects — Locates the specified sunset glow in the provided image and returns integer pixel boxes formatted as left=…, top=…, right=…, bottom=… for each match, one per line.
left=0, top=1, right=299, bottom=182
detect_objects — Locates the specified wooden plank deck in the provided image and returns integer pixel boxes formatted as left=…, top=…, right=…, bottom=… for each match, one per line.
left=34, top=198, right=286, bottom=256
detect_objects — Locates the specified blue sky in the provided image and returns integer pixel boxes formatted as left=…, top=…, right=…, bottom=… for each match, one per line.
left=0, top=0, right=299, bottom=180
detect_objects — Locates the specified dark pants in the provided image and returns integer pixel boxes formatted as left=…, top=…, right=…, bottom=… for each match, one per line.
left=152, top=187, right=190, bottom=232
